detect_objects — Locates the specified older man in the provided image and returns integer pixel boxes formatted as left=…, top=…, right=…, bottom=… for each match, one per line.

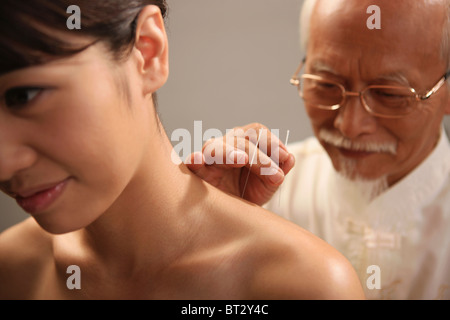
left=188, top=0, right=450, bottom=299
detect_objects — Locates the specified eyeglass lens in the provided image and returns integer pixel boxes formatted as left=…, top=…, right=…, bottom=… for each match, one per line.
left=299, top=77, right=416, bottom=116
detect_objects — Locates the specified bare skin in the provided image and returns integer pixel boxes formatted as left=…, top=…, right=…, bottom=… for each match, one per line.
left=0, top=6, right=364, bottom=300
left=0, top=177, right=364, bottom=300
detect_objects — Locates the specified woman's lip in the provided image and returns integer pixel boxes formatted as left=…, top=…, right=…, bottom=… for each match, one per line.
left=15, top=179, right=69, bottom=215
left=13, top=179, right=71, bottom=198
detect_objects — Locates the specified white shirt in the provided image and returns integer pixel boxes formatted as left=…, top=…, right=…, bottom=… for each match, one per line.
left=266, top=130, right=450, bottom=300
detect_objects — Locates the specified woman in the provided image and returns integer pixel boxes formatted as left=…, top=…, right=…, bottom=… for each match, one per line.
left=0, top=0, right=365, bottom=299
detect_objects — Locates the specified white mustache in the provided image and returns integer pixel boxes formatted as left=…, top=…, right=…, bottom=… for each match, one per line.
left=319, top=129, right=397, bottom=155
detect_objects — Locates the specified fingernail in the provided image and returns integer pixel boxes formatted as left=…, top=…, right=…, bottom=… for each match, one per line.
left=193, top=152, right=203, bottom=165
left=280, top=148, right=290, bottom=160
left=267, top=168, right=284, bottom=185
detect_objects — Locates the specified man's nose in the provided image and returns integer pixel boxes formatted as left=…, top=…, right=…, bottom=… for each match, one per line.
left=333, top=92, right=378, bottom=139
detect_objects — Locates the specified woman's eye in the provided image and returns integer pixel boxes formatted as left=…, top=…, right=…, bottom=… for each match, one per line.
left=4, top=87, right=43, bottom=108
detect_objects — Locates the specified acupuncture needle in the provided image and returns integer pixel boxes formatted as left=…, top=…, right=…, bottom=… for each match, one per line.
left=241, top=130, right=263, bottom=199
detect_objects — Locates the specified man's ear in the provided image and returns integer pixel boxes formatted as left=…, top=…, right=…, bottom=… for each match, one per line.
left=133, top=5, right=169, bottom=95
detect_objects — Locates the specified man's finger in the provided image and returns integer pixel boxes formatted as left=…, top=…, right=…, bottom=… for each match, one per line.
left=226, top=125, right=290, bottom=163
left=202, top=139, right=249, bottom=167
left=185, top=151, right=205, bottom=172
left=240, top=141, right=286, bottom=186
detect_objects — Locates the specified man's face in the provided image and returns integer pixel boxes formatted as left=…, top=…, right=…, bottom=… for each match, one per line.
left=304, top=0, right=450, bottom=185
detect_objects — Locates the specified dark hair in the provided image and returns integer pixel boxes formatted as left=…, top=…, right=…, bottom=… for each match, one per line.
left=0, top=0, right=168, bottom=76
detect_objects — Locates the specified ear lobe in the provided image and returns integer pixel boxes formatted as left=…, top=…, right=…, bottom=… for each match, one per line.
left=134, top=5, right=169, bottom=95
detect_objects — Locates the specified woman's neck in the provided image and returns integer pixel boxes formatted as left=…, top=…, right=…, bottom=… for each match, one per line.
left=56, top=120, right=210, bottom=276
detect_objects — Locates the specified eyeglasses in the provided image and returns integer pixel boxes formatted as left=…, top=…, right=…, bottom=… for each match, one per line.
left=290, top=58, right=450, bottom=118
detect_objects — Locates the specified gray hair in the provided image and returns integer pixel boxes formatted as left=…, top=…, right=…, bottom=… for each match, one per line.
left=299, top=0, right=450, bottom=74
left=299, top=0, right=316, bottom=58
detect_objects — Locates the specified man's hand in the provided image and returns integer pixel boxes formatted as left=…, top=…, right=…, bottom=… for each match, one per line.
left=186, top=123, right=295, bottom=206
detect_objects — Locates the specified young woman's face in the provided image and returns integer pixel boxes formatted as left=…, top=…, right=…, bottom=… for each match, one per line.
left=0, top=43, right=155, bottom=234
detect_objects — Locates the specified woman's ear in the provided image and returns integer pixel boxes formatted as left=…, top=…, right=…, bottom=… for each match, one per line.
left=133, top=5, right=169, bottom=95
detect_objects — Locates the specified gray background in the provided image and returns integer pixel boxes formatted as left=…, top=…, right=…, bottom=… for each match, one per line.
left=1, top=0, right=449, bottom=232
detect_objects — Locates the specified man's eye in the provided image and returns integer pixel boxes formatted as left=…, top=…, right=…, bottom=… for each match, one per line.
left=318, top=82, right=338, bottom=89
left=4, top=87, right=43, bottom=108
left=374, top=90, right=404, bottom=99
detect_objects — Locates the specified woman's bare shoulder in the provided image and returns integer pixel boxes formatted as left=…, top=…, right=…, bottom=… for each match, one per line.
left=0, top=218, right=53, bottom=299
left=224, top=201, right=366, bottom=300
left=249, top=231, right=366, bottom=299
left=0, top=218, right=52, bottom=253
